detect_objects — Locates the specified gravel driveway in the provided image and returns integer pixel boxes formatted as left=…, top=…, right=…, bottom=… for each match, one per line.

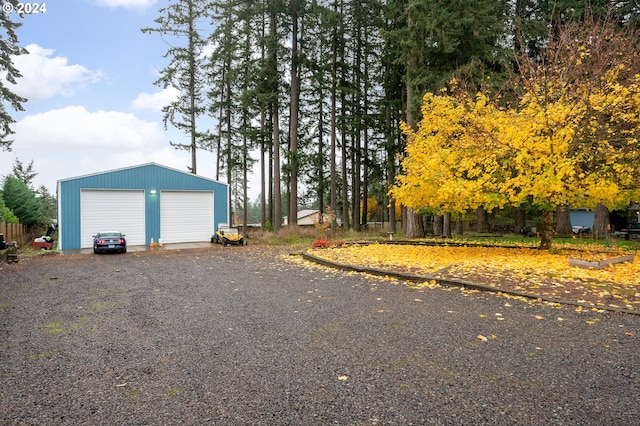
left=1, top=245, right=639, bottom=425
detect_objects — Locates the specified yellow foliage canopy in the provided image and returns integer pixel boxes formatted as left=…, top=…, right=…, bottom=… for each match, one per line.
left=392, top=69, right=640, bottom=215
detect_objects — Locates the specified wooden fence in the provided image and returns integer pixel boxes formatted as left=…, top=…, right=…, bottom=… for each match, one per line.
left=0, top=222, right=27, bottom=243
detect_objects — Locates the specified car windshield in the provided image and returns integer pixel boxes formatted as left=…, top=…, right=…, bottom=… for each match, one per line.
left=221, top=228, right=238, bottom=235
left=99, top=232, right=121, bottom=238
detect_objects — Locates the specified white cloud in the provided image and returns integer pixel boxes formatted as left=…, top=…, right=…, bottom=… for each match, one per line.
left=131, top=87, right=179, bottom=112
left=13, top=44, right=103, bottom=102
left=15, top=105, right=164, bottom=149
left=94, top=0, right=157, bottom=9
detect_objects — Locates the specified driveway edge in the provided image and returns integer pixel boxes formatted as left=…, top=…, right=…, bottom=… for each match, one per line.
left=300, top=248, right=640, bottom=316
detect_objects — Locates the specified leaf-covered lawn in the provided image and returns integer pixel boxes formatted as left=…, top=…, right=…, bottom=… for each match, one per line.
left=309, top=244, right=640, bottom=312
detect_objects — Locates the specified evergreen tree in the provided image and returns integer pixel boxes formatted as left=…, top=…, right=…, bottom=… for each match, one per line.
left=142, top=0, right=212, bottom=174
left=11, top=159, right=37, bottom=189
left=35, top=184, right=57, bottom=222
left=2, top=176, right=43, bottom=226
left=287, top=0, right=302, bottom=226
left=0, top=192, right=19, bottom=223
left=0, top=2, right=27, bottom=152
left=208, top=0, right=248, bottom=225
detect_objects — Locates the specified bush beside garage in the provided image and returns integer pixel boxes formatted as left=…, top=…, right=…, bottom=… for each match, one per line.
left=56, top=163, right=229, bottom=250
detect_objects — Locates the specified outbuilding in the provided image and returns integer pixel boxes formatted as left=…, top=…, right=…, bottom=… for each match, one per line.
left=57, top=163, right=229, bottom=250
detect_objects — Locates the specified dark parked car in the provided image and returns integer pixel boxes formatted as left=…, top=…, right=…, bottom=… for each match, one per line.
left=93, top=231, right=127, bottom=254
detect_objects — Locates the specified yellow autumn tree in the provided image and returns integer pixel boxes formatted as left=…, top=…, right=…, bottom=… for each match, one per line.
left=509, top=16, right=640, bottom=247
left=393, top=17, right=640, bottom=250
left=392, top=88, right=512, bottom=216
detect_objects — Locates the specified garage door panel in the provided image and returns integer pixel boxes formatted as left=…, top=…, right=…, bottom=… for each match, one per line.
left=81, top=190, right=145, bottom=248
left=160, top=191, right=214, bottom=243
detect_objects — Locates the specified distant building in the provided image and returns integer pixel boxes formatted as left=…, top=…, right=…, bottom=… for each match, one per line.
left=283, top=210, right=321, bottom=226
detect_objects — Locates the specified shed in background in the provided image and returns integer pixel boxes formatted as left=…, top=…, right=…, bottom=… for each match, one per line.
left=57, top=163, right=229, bottom=250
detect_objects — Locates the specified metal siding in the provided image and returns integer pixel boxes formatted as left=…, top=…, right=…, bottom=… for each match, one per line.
left=146, top=190, right=160, bottom=247
left=160, top=191, right=214, bottom=243
left=214, top=184, right=229, bottom=231
left=569, top=210, right=595, bottom=229
left=57, top=164, right=229, bottom=250
left=58, top=179, right=82, bottom=250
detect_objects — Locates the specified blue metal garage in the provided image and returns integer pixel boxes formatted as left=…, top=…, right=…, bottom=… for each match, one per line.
left=57, top=163, right=229, bottom=250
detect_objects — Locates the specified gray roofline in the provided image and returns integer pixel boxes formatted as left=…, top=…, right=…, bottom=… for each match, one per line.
left=56, top=162, right=229, bottom=188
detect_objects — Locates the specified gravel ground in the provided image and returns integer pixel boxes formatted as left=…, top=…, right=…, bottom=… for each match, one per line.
left=1, top=245, right=639, bottom=425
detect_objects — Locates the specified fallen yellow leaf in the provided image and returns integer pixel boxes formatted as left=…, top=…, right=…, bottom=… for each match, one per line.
left=477, top=335, right=488, bottom=342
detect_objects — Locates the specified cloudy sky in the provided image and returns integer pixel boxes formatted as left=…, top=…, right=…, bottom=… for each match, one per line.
left=1, top=0, right=241, bottom=198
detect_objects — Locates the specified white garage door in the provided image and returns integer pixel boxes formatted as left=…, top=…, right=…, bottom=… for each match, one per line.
left=160, top=191, right=214, bottom=243
left=80, top=190, right=146, bottom=248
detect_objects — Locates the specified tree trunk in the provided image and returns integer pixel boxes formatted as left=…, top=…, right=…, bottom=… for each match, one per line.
left=226, top=79, right=233, bottom=226
left=317, top=93, right=325, bottom=218
left=405, top=208, right=424, bottom=238
left=215, top=61, right=226, bottom=182
left=272, top=103, right=281, bottom=231
left=270, top=9, right=281, bottom=232
left=288, top=0, right=300, bottom=228
left=442, top=213, right=452, bottom=238
left=593, top=203, right=610, bottom=238
left=403, top=55, right=424, bottom=238
left=385, top=103, right=396, bottom=234
left=540, top=209, right=554, bottom=249
left=352, top=8, right=362, bottom=232
left=260, top=107, right=266, bottom=228
left=388, top=198, right=396, bottom=233
left=433, top=215, right=443, bottom=236
left=187, top=2, right=198, bottom=174
left=338, top=5, right=349, bottom=230
left=352, top=131, right=361, bottom=231
left=242, top=133, right=248, bottom=237
left=341, top=132, right=349, bottom=229
left=556, top=205, right=572, bottom=235
left=329, top=0, right=338, bottom=234
left=361, top=31, right=370, bottom=229
left=455, top=219, right=463, bottom=236
left=476, top=206, right=488, bottom=232
left=514, top=208, right=525, bottom=233
left=259, top=11, right=266, bottom=229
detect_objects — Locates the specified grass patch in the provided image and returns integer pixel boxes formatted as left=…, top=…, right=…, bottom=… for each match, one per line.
left=45, top=321, right=66, bottom=335
left=44, top=319, right=85, bottom=335
left=89, top=301, right=116, bottom=311
left=165, top=387, right=180, bottom=396
left=29, top=351, right=55, bottom=360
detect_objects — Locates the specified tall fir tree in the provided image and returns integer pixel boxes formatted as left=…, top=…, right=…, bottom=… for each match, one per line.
left=142, top=0, right=212, bottom=174
left=0, top=2, right=27, bottom=152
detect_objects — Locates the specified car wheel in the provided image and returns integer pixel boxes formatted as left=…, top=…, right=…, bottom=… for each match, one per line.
left=93, top=248, right=98, bottom=254
left=223, top=238, right=229, bottom=246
